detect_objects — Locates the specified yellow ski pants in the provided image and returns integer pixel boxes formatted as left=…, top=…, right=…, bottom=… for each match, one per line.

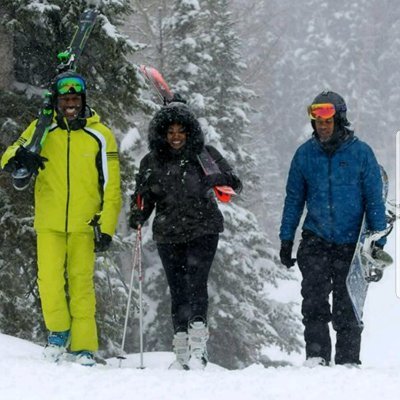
left=37, top=232, right=98, bottom=352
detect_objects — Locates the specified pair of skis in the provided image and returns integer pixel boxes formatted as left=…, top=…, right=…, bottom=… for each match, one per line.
left=139, top=65, right=236, bottom=203
left=11, top=8, right=99, bottom=190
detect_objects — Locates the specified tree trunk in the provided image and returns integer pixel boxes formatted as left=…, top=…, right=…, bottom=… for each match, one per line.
left=0, top=24, right=14, bottom=90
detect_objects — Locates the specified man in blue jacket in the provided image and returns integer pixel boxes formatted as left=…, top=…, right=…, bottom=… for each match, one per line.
left=279, top=91, right=387, bottom=367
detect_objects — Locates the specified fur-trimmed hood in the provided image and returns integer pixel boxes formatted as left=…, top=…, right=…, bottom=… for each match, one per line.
left=148, top=102, right=205, bottom=160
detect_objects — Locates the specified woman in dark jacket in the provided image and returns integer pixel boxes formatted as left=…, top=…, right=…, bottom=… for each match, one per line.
left=130, top=101, right=241, bottom=370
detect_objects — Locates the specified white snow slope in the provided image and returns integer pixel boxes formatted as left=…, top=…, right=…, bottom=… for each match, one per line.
left=1, top=332, right=400, bottom=400
left=0, top=238, right=399, bottom=400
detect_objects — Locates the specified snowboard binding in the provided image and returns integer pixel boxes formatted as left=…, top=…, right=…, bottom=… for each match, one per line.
left=362, top=227, right=394, bottom=283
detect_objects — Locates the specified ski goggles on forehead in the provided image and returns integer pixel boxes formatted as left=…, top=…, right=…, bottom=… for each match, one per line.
left=307, top=103, right=336, bottom=120
left=56, top=77, right=86, bottom=95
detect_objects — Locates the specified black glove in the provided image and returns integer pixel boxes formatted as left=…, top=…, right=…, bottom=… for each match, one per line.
left=280, top=240, right=296, bottom=268
left=129, top=212, right=146, bottom=230
left=94, top=233, right=112, bottom=253
left=202, top=173, right=228, bottom=188
left=129, top=192, right=147, bottom=229
left=14, top=146, right=48, bottom=174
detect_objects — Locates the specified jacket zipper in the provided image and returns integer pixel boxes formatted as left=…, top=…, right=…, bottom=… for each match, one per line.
left=328, top=155, right=333, bottom=241
left=65, top=120, right=71, bottom=232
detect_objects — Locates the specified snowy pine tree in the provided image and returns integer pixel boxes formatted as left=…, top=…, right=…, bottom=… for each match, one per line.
left=165, top=0, right=210, bottom=107
left=201, top=0, right=301, bottom=368
left=0, top=175, right=44, bottom=342
left=230, top=0, right=288, bottom=241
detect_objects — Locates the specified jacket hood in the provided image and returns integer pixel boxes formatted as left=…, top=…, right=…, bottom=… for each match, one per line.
left=148, top=102, right=205, bottom=160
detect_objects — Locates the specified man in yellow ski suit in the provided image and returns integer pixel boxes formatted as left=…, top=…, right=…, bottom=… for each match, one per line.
left=1, top=71, right=121, bottom=365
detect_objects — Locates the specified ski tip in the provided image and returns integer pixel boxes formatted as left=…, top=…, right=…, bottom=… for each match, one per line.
left=214, top=186, right=236, bottom=202
left=139, top=64, right=174, bottom=102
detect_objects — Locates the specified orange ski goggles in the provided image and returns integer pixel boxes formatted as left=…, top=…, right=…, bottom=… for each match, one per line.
left=307, top=103, right=336, bottom=120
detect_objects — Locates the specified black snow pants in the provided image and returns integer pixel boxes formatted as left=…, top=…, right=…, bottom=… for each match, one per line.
left=157, top=234, right=219, bottom=333
left=297, top=230, right=363, bottom=365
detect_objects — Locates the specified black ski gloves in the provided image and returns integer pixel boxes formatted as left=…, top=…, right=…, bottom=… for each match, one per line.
left=202, top=173, right=228, bottom=189
left=129, top=212, right=146, bottom=230
left=280, top=240, right=296, bottom=268
left=203, top=172, right=243, bottom=194
left=94, top=233, right=112, bottom=253
left=14, top=146, right=48, bottom=174
left=129, top=197, right=145, bottom=230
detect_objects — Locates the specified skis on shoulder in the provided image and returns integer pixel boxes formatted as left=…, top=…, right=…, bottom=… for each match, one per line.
left=11, top=8, right=99, bottom=190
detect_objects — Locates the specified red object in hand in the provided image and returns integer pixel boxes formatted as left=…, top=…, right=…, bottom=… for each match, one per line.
left=214, top=186, right=236, bottom=203
left=136, top=193, right=144, bottom=210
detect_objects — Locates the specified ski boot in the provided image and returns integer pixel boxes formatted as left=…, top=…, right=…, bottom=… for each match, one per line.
left=187, top=320, right=209, bottom=370
left=72, top=350, right=96, bottom=366
left=43, top=330, right=70, bottom=362
left=303, top=357, right=328, bottom=368
left=169, top=331, right=189, bottom=370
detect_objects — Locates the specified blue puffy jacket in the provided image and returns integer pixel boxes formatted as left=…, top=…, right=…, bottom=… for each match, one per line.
left=280, top=134, right=386, bottom=244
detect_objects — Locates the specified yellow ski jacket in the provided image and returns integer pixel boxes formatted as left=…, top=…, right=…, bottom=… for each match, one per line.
left=1, top=111, right=121, bottom=236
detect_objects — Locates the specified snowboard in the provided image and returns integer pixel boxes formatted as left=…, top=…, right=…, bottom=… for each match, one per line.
left=346, top=166, right=393, bottom=325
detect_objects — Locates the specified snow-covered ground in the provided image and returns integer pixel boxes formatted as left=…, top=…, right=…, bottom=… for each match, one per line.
left=362, top=234, right=399, bottom=368
left=0, top=235, right=399, bottom=400
left=1, top=332, right=400, bottom=400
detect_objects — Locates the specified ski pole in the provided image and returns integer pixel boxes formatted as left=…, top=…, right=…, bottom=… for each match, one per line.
left=135, top=194, right=145, bottom=369
left=118, top=222, right=141, bottom=367
left=137, top=214, right=145, bottom=369
left=118, top=195, right=144, bottom=368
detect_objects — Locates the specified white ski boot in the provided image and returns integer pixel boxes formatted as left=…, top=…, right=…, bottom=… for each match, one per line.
left=73, top=351, right=96, bottom=366
left=169, top=332, right=189, bottom=370
left=303, top=357, right=328, bottom=368
left=187, top=321, right=209, bottom=370
left=42, top=330, right=70, bottom=362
